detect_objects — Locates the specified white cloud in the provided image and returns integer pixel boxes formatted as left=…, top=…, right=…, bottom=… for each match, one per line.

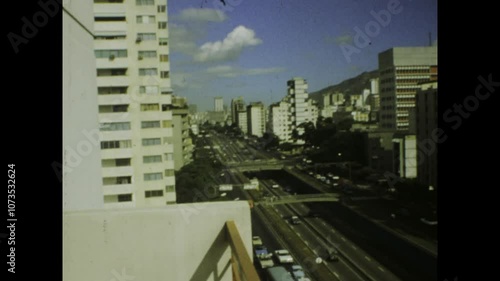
left=176, top=8, right=227, bottom=22
left=169, top=23, right=201, bottom=56
left=194, top=25, right=263, bottom=63
left=206, top=65, right=285, bottom=78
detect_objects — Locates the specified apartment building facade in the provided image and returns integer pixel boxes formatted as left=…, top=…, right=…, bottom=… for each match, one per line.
left=94, top=0, right=176, bottom=207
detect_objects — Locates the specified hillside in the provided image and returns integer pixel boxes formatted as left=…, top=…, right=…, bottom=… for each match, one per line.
left=309, top=70, right=379, bottom=105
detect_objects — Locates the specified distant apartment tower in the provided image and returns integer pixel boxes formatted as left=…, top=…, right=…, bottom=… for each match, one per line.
left=237, top=110, right=248, bottom=134
left=268, top=101, right=292, bottom=142
left=63, top=0, right=104, bottom=211
left=94, top=0, right=176, bottom=207
left=378, top=46, right=437, bottom=131
left=416, top=81, right=438, bottom=189
left=231, top=97, right=245, bottom=124
left=247, top=102, right=265, bottom=137
left=171, top=96, right=194, bottom=171
left=214, top=96, right=224, bottom=112
left=283, top=77, right=318, bottom=143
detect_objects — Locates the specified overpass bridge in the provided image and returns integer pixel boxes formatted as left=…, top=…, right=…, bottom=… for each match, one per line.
left=254, top=193, right=341, bottom=206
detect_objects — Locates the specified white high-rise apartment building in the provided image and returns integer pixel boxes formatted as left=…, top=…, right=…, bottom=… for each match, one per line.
left=284, top=77, right=318, bottom=143
left=268, top=101, right=291, bottom=142
left=214, top=96, right=224, bottom=112
left=247, top=102, right=265, bottom=137
left=94, top=0, right=176, bottom=208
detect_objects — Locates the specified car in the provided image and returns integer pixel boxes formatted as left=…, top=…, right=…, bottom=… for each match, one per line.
left=290, top=216, right=301, bottom=225
left=274, top=249, right=294, bottom=264
left=291, top=265, right=305, bottom=280
left=252, top=236, right=263, bottom=246
left=271, top=184, right=280, bottom=189
left=256, top=252, right=275, bottom=269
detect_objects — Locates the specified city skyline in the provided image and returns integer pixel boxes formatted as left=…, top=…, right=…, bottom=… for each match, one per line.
left=169, top=0, right=438, bottom=111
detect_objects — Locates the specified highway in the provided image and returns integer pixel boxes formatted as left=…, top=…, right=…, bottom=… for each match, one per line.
left=204, top=131, right=402, bottom=281
left=260, top=179, right=401, bottom=281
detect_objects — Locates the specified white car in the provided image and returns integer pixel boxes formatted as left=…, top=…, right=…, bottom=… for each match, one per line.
left=274, top=249, right=294, bottom=264
left=252, top=236, right=263, bottom=246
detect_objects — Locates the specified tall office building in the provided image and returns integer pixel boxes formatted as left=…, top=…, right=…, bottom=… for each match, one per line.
left=247, top=102, right=265, bottom=137
left=416, top=81, right=438, bottom=189
left=93, top=0, right=176, bottom=207
left=214, top=96, right=224, bottom=112
left=378, top=46, right=437, bottom=131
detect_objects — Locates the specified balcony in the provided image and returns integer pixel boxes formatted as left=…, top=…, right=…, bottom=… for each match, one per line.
left=96, top=76, right=129, bottom=87
left=100, top=148, right=132, bottom=159
left=93, top=3, right=126, bottom=18
left=102, top=183, right=133, bottom=196
left=63, top=201, right=259, bottom=281
left=95, top=57, right=128, bottom=68
left=101, top=166, right=133, bottom=178
left=94, top=22, right=127, bottom=36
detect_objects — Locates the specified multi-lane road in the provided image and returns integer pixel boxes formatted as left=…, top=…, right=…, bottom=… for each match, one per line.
left=200, top=130, right=407, bottom=281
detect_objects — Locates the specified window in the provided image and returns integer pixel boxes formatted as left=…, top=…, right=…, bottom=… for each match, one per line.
left=137, top=33, right=156, bottom=41
left=95, top=49, right=127, bottom=58
left=95, top=0, right=124, bottom=3
left=95, top=35, right=126, bottom=40
left=157, top=5, right=166, bottom=13
left=138, top=50, right=157, bottom=59
left=162, top=120, right=172, bottom=128
left=139, top=86, right=158, bottom=94
left=165, top=185, right=175, bottom=193
left=160, top=71, right=170, bottom=78
left=139, top=68, right=158, bottom=76
left=144, top=155, right=162, bottom=163
left=97, top=68, right=127, bottom=76
left=101, top=140, right=132, bottom=149
left=115, top=158, right=131, bottom=166
left=164, top=153, right=173, bottom=161
left=159, top=54, right=169, bottom=62
left=95, top=16, right=126, bottom=22
left=98, top=86, right=127, bottom=95
left=136, top=0, right=154, bottom=5
left=98, top=104, right=128, bottom=113
left=118, top=194, right=132, bottom=202
left=145, top=190, right=163, bottom=198
left=140, top=103, right=159, bottom=111
left=144, top=172, right=163, bottom=181
left=136, top=15, right=155, bottom=24
left=158, top=22, right=167, bottom=29
left=159, top=38, right=168, bottom=46
left=142, top=138, right=161, bottom=146
left=100, top=122, right=131, bottom=131
left=161, top=88, right=173, bottom=95
left=141, top=121, right=161, bottom=128
left=164, top=169, right=174, bottom=177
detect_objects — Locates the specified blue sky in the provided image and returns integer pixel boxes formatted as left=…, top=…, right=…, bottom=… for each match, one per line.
left=168, top=0, right=437, bottom=111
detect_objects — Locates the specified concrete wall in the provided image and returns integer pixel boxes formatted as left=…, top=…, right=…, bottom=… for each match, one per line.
left=63, top=0, right=103, bottom=211
left=63, top=201, right=253, bottom=281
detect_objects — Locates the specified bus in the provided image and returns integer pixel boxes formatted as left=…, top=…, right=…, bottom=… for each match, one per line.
left=265, top=266, right=294, bottom=281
